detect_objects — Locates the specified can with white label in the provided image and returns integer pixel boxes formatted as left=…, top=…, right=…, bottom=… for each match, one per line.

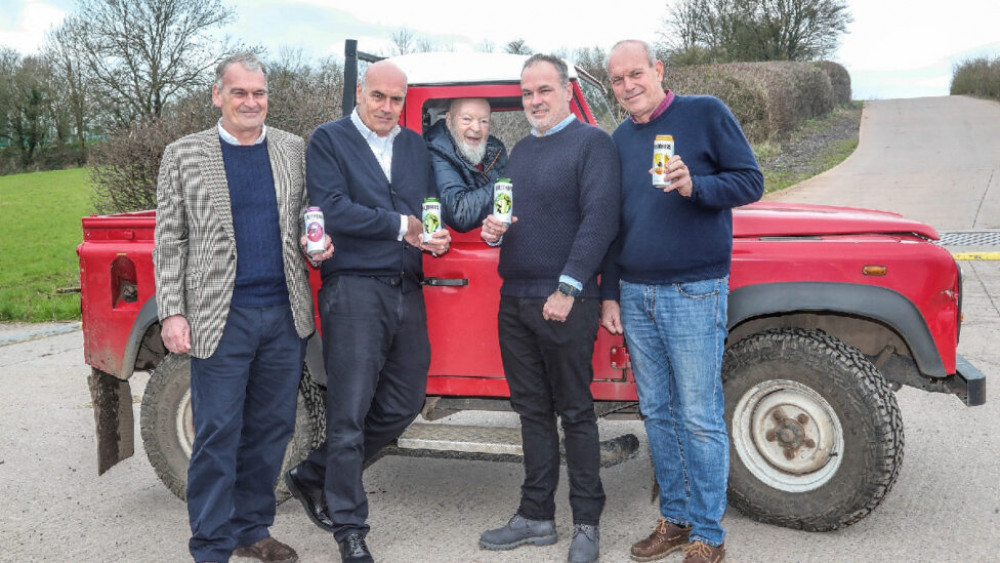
left=304, top=207, right=325, bottom=255
left=652, top=134, right=674, bottom=188
left=422, top=198, right=442, bottom=242
left=493, top=178, right=513, bottom=225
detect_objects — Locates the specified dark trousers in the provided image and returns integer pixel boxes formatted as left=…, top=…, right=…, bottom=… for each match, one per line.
left=498, top=295, right=605, bottom=525
left=297, top=276, right=430, bottom=541
left=187, top=304, right=305, bottom=563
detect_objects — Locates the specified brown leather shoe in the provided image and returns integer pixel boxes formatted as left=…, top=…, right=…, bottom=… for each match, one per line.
left=233, top=536, right=299, bottom=563
left=630, top=519, right=691, bottom=561
left=683, top=540, right=725, bottom=563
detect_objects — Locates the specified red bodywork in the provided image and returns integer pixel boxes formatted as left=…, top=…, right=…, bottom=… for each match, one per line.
left=77, top=75, right=962, bottom=400
left=78, top=202, right=961, bottom=394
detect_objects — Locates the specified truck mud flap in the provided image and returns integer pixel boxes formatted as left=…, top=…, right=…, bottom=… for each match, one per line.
left=87, top=367, right=135, bottom=474
left=949, top=354, right=986, bottom=406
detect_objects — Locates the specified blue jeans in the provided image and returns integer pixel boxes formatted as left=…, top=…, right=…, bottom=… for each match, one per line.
left=620, top=278, right=729, bottom=548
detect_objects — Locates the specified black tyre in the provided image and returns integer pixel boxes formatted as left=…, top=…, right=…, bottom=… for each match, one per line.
left=722, top=328, right=904, bottom=531
left=139, top=353, right=325, bottom=503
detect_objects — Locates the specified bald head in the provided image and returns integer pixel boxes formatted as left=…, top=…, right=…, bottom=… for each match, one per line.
left=357, top=60, right=408, bottom=136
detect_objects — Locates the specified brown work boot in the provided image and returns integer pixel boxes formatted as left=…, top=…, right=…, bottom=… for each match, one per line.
left=682, top=540, right=725, bottom=563
left=233, top=536, right=298, bottom=563
left=630, top=519, right=691, bottom=561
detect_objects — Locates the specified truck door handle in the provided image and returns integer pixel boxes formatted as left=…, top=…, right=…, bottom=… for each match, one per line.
left=423, top=277, right=469, bottom=287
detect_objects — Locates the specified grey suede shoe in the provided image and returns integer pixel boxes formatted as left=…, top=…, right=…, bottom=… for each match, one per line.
left=479, top=514, right=558, bottom=550
left=568, top=524, right=600, bottom=563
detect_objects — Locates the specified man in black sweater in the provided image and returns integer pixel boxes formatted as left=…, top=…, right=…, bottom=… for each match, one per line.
left=478, top=54, right=620, bottom=563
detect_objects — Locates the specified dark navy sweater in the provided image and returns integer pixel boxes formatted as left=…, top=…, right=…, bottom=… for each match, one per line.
left=220, top=140, right=289, bottom=308
left=306, top=116, right=435, bottom=291
left=499, top=119, right=620, bottom=299
left=601, top=95, right=763, bottom=300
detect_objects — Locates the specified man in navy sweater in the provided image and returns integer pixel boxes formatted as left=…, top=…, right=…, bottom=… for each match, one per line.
left=283, top=60, right=450, bottom=563
left=601, top=40, right=763, bottom=563
left=479, top=54, right=620, bottom=563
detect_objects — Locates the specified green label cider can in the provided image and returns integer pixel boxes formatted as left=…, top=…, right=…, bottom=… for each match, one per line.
left=422, top=198, right=442, bottom=242
left=493, top=178, right=513, bottom=225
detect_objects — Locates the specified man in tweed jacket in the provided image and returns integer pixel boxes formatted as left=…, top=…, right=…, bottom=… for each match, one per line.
left=153, top=52, right=332, bottom=563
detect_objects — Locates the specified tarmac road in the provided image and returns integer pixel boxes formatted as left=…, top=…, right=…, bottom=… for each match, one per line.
left=2, top=95, right=999, bottom=562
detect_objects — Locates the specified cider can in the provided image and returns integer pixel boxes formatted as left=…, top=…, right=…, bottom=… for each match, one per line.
left=304, top=207, right=325, bottom=255
left=652, top=134, right=674, bottom=187
left=422, top=198, right=442, bottom=242
left=493, top=178, right=513, bottom=225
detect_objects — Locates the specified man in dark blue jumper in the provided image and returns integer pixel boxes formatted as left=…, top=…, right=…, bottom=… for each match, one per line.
left=154, top=52, right=333, bottom=563
left=479, top=54, right=620, bottom=563
left=601, top=40, right=764, bottom=563
left=283, top=60, right=450, bottom=563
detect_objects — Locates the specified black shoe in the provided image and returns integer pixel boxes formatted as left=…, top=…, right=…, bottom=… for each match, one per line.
left=338, top=533, right=374, bottom=563
left=284, top=467, right=334, bottom=533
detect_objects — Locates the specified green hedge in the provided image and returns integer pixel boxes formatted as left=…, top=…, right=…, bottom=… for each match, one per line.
left=666, top=60, right=851, bottom=143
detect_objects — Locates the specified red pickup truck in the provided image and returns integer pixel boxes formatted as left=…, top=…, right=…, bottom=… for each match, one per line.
left=78, top=44, right=985, bottom=533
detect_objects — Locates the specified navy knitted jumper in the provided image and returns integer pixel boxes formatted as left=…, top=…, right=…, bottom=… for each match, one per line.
left=306, top=116, right=435, bottom=291
left=601, top=95, right=763, bottom=299
left=220, top=140, right=289, bottom=307
left=498, top=119, right=620, bottom=299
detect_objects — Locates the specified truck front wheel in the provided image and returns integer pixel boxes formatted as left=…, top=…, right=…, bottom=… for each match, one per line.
left=722, top=328, right=904, bottom=531
left=139, top=353, right=325, bottom=503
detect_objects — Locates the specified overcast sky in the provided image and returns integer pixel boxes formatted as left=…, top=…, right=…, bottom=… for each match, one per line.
left=2, top=0, right=999, bottom=100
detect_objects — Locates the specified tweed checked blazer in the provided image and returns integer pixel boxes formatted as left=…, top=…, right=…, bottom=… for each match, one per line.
left=153, top=127, right=315, bottom=359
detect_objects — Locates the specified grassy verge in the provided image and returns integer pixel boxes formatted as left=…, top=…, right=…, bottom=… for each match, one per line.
left=0, top=168, right=94, bottom=321
left=754, top=102, right=862, bottom=195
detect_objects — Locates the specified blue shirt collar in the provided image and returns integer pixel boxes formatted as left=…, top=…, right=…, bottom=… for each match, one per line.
left=531, top=113, right=576, bottom=137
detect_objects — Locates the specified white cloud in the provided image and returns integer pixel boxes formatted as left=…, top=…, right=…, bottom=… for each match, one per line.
left=0, top=0, right=68, bottom=54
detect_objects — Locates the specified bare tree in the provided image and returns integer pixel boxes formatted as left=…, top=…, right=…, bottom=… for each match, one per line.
left=662, top=0, right=851, bottom=63
left=44, top=23, right=93, bottom=165
left=391, top=28, right=418, bottom=55
left=69, top=0, right=235, bottom=129
left=504, top=39, right=533, bottom=55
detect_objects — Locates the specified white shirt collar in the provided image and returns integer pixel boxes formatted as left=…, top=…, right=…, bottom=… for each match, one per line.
left=217, top=120, right=267, bottom=146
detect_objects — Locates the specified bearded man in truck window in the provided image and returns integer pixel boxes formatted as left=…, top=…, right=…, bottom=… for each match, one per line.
left=424, top=97, right=508, bottom=232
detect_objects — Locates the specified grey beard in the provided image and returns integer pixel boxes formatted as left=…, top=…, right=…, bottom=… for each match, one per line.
left=456, top=137, right=487, bottom=166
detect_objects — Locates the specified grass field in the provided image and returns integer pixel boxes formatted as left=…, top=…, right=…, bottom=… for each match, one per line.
left=0, top=168, right=94, bottom=321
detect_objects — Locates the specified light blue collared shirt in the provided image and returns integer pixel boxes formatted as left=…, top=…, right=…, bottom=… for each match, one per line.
left=350, top=108, right=408, bottom=240
left=217, top=120, right=267, bottom=146
left=531, top=113, right=577, bottom=138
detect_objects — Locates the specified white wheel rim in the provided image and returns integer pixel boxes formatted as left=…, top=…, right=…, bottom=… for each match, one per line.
left=177, top=389, right=195, bottom=458
left=732, top=379, right=844, bottom=492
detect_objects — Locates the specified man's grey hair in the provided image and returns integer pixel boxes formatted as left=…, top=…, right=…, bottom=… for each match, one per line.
left=215, top=52, right=267, bottom=90
left=523, top=54, right=569, bottom=87
left=606, top=39, right=658, bottom=71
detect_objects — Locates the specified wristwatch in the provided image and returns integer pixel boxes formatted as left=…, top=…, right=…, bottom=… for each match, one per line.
left=557, top=282, right=580, bottom=298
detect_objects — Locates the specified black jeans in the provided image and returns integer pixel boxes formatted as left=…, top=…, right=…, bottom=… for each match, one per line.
left=498, top=295, right=605, bottom=525
left=297, top=276, right=430, bottom=541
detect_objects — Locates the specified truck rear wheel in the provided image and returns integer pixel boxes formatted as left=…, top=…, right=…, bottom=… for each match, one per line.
left=139, top=353, right=325, bottom=503
left=722, top=328, right=904, bottom=531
